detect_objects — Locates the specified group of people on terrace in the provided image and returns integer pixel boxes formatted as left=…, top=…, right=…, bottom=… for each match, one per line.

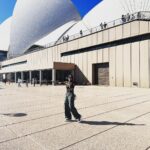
left=99, top=22, right=107, bottom=30
left=63, top=35, right=69, bottom=42
left=61, top=12, right=148, bottom=44
left=121, top=12, right=142, bottom=23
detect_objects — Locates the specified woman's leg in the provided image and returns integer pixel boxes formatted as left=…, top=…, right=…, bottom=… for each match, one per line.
left=68, top=94, right=81, bottom=119
left=64, top=95, right=71, bottom=119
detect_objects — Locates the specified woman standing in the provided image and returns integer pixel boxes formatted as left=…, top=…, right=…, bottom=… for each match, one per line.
left=64, top=74, right=81, bottom=122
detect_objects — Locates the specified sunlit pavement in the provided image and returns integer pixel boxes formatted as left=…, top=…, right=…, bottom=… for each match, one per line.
left=0, top=83, right=150, bottom=150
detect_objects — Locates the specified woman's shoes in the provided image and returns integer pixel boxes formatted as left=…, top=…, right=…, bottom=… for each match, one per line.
left=77, top=116, right=82, bottom=123
left=65, top=118, right=72, bottom=122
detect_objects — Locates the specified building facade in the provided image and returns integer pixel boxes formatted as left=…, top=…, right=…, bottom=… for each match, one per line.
left=0, top=18, right=150, bottom=88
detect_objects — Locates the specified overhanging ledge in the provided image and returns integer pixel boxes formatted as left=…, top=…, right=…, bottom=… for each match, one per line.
left=53, top=62, right=75, bottom=70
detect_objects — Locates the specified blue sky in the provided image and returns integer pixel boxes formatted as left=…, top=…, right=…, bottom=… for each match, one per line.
left=0, top=0, right=102, bottom=24
left=71, top=0, right=102, bottom=17
left=0, top=0, right=16, bottom=24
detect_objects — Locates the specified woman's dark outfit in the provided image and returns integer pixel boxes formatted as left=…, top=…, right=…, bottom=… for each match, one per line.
left=64, top=81, right=81, bottom=120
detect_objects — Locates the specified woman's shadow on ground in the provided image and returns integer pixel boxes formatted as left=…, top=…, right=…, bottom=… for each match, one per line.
left=80, top=120, right=145, bottom=126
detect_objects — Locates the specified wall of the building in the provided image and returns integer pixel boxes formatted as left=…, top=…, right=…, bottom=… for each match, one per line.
left=0, top=20, right=150, bottom=88
left=60, top=40, right=150, bottom=88
left=0, top=46, right=62, bottom=73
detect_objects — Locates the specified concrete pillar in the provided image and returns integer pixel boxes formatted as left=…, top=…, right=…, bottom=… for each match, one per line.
left=2, top=74, right=4, bottom=80
left=39, top=70, right=42, bottom=85
left=7, top=73, right=11, bottom=81
left=21, top=72, right=24, bottom=83
left=15, top=72, right=17, bottom=83
left=5, top=73, right=8, bottom=81
left=29, top=71, right=32, bottom=84
left=52, top=69, right=56, bottom=85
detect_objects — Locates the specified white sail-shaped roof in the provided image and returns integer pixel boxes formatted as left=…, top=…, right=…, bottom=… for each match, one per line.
left=36, top=21, right=77, bottom=46
left=9, top=0, right=81, bottom=56
left=0, top=18, right=11, bottom=51
left=60, top=0, right=126, bottom=38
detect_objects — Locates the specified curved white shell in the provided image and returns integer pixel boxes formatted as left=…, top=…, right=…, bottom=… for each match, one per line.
left=9, top=0, right=81, bottom=55
left=0, top=18, right=11, bottom=51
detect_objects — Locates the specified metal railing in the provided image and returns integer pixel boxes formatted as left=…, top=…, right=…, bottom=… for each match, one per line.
left=6, top=11, right=150, bottom=60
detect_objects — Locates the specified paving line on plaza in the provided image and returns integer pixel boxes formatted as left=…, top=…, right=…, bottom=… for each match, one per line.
left=0, top=95, right=148, bottom=128
left=0, top=93, right=149, bottom=128
left=0, top=120, right=49, bottom=150
left=0, top=110, right=49, bottom=150
left=59, top=111, right=150, bottom=150
left=0, top=98, right=150, bottom=145
left=0, top=85, right=135, bottom=102
left=4, top=92, right=134, bottom=113
left=25, top=136, right=49, bottom=150
left=19, top=93, right=150, bottom=114
left=0, top=92, right=147, bottom=117
left=0, top=92, right=134, bottom=113
left=0, top=111, right=49, bottom=150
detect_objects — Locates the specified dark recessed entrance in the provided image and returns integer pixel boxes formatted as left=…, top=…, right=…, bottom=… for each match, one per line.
left=93, top=63, right=109, bottom=86
left=56, top=70, right=72, bottom=83
left=42, top=70, right=52, bottom=85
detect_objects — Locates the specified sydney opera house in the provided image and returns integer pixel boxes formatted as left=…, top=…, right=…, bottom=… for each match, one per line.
left=0, top=0, right=150, bottom=88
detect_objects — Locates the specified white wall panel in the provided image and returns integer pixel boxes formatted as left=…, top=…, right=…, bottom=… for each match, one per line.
left=123, top=23, right=130, bottom=38
left=109, top=47, right=116, bottom=86
left=116, top=25, right=123, bottom=40
left=78, top=53, right=83, bottom=83
left=47, top=47, right=53, bottom=68
left=68, top=39, right=78, bottom=51
left=55, top=46, right=59, bottom=61
left=74, top=54, right=79, bottom=82
left=131, top=42, right=140, bottom=87
left=103, top=30, right=109, bottom=43
left=140, top=21, right=149, bottom=35
left=97, top=32, right=103, bottom=44
left=63, top=56, right=68, bottom=63
left=68, top=55, right=71, bottom=63
left=60, top=43, right=68, bottom=53
left=140, top=40, right=149, bottom=88
left=97, top=49, right=103, bottom=63
left=109, top=28, right=116, bottom=42
left=87, top=35, right=92, bottom=47
left=57, top=46, right=61, bottom=62
left=91, top=33, right=98, bottom=46
left=70, top=55, right=75, bottom=64
left=91, top=50, right=98, bottom=64
left=116, top=45, right=123, bottom=86
left=103, top=48, right=109, bottom=62
left=87, top=51, right=93, bottom=84
left=78, top=37, right=87, bottom=49
left=123, top=44, right=131, bottom=87
left=131, top=21, right=139, bottom=36
left=82, top=52, right=88, bottom=82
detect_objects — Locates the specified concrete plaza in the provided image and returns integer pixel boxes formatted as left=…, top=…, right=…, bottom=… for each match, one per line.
left=0, top=83, right=150, bottom=150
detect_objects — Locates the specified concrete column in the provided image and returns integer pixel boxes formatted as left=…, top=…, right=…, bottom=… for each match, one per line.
left=7, top=73, right=11, bottom=81
left=2, top=74, right=5, bottom=80
left=15, top=72, right=17, bottom=83
left=29, top=71, right=32, bottom=84
left=39, top=70, right=42, bottom=85
left=52, top=69, right=56, bottom=85
left=21, top=72, right=24, bottom=82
